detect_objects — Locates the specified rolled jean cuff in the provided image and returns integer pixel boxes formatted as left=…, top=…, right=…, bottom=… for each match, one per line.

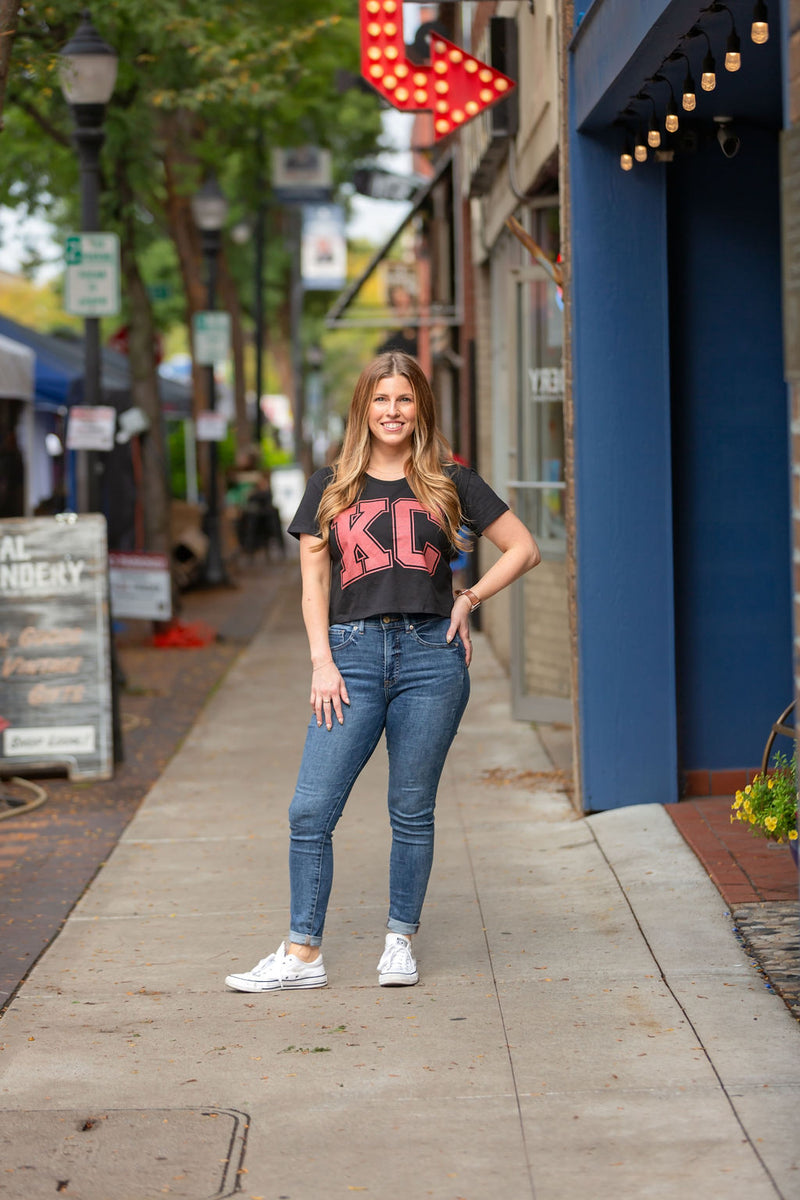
left=387, top=917, right=419, bottom=936
left=288, top=931, right=323, bottom=948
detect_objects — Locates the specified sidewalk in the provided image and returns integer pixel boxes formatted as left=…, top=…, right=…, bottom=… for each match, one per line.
left=0, top=565, right=798, bottom=1199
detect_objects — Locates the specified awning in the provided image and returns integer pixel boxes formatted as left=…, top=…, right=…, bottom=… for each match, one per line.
left=326, top=151, right=462, bottom=329
left=0, top=333, right=34, bottom=401
left=0, top=314, right=192, bottom=417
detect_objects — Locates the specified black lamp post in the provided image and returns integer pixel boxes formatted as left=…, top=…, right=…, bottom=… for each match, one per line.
left=58, top=9, right=118, bottom=513
left=191, top=175, right=230, bottom=586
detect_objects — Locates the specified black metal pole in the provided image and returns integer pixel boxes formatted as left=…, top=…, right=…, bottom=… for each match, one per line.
left=290, top=208, right=306, bottom=469
left=254, top=127, right=266, bottom=448
left=72, top=102, right=105, bottom=513
left=202, top=229, right=227, bottom=586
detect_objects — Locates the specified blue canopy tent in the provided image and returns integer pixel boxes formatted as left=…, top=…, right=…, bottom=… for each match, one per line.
left=0, top=315, right=193, bottom=540
left=0, top=313, right=192, bottom=416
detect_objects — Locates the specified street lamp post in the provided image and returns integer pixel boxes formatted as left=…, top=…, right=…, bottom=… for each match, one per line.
left=191, top=175, right=229, bottom=586
left=58, top=9, right=118, bottom=514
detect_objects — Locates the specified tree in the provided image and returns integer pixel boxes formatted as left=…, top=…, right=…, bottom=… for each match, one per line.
left=1, top=0, right=383, bottom=556
left=0, top=0, right=20, bottom=130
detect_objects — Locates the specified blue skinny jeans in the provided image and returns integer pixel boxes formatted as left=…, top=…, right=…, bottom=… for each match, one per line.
left=288, top=614, right=470, bottom=946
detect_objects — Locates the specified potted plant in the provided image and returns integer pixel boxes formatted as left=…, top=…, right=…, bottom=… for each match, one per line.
left=731, top=751, right=799, bottom=864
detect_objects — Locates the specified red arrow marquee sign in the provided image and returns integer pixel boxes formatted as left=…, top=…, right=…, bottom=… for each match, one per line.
left=360, top=0, right=516, bottom=141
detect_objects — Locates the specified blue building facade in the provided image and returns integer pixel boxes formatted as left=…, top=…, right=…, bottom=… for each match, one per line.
left=568, top=0, right=792, bottom=809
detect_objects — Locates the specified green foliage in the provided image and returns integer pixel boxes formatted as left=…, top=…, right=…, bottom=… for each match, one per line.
left=1, top=1, right=382, bottom=303
left=166, top=421, right=188, bottom=498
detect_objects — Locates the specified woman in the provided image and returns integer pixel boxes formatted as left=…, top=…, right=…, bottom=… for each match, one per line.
left=225, top=352, right=539, bottom=993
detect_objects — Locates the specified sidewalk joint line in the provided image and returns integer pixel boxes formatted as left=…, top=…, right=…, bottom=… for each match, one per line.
left=457, top=797, right=538, bottom=1200
left=586, top=822, right=787, bottom=1200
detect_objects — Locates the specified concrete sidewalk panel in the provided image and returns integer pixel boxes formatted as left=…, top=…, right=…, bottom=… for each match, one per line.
left=498, top=976, right=720, bottom=1093
left=519, top=1090, right=781, bottom=1200
left=241, top=1094, right=532, bottom=1200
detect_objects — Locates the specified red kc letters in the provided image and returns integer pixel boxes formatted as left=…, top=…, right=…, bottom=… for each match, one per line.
left=334, top=498, right=442, bottom=588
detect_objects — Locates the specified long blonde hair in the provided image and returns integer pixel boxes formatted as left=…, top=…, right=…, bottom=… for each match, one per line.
left=315, top=352, right=467, bottom=552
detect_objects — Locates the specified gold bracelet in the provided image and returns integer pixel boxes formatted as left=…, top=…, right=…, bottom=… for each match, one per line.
left=312, top=659, right=334, bottom=670
left=455, top=588, right=481, bottom=613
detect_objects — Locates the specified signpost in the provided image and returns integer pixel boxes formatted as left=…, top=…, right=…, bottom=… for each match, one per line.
left=64, top=232, right=121, bottom=317
left=193, top=311, right=231, bottom=365
left=0, top=515, right=114, bottom=782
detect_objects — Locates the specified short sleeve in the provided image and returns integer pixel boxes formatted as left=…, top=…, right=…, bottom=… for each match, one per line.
left=287, top=467, right=333, bottom=540
left=453, top=466, right=509, bottom=535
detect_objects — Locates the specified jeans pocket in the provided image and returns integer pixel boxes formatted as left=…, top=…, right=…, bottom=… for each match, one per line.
left=410, top=617, right=457, bottom=650
left=328, top=623, right=358, bottom=652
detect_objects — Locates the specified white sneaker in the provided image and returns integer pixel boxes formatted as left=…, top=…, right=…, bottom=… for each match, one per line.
left=377, top=933, right=419, bottom=986
left=225, top=942, right=327, bottom=992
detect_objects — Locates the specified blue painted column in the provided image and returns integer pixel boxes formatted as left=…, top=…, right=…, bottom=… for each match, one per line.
left=569, top=126, right=678, bottom=810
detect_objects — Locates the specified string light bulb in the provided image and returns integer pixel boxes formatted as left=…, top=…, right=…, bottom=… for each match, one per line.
left=648, top=115, right=661, bottom=148
left=665, top=96, right=679, bottom=133
left=701, top=48, right=717, bottom=91
left=682, top=67, right=697, bottom=111
left=634, top=129, right=648, bottom=162
left=620, top=137, right=633, bottom=171
left=649, top=73, right=679, bottom=134
left=725, top=27, right=741, bottom=70
left=751, top=0, right=769, bottom=43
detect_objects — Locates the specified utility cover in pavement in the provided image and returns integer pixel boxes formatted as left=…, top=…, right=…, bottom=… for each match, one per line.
left=0, top=1108, right=249, bottom=1199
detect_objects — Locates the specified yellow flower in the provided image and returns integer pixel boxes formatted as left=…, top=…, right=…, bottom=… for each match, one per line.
left=744, top=785, right=752, bottom=795
left=734, top=792, right=743, bottom=808
left=743, top=799, right=752, bottom=814
left=765, top=816, right=778, bottom=832
left=789, top=830, right=798, bottom=841
left=767, top=778, right=774, bottom=790
left=749, top=814, right=756, bottom=823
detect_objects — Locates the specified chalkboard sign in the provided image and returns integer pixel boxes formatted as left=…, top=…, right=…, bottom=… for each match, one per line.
left=0, top=514, right=113, bottom=781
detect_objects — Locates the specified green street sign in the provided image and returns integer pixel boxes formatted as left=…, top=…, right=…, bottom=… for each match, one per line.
left=193, top=311, right=231, bottom=365
left=64, top=233, right=121, bottom=317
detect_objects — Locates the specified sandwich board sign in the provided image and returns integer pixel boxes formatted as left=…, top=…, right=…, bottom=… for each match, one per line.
left=0, top=515, right=113, bottom=781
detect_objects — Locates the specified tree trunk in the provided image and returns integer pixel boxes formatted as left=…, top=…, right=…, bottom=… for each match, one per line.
left=218, top=250, right=252, bottom=464
left=115, top=174, right=172, bottom=562
left=0, top=0, right=20, bottom=131
left=160, top=111, right=206, bottom=420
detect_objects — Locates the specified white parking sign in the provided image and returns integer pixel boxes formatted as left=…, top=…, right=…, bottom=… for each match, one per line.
left=64, top=233, right=121, bottom=317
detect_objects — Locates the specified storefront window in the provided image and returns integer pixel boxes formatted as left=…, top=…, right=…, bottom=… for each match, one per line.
left=514, top=206, right=565, bottom=555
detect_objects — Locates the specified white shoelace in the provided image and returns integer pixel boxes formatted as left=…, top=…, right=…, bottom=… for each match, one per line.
left=381, top=941, right=415, bottom=974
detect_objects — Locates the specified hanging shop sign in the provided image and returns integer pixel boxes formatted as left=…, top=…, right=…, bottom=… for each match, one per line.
left=359, top=0, right=515, bottom=141
left=272, top=147, right=333, bottom=204
left=352, top=166, right=422, bottom=201
left=0, top=515, right=113, bottom=782
left=301, top=204, right=347, bottom=291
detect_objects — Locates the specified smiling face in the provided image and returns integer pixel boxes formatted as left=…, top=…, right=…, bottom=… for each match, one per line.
left=367, top=374, right=417, bottom=455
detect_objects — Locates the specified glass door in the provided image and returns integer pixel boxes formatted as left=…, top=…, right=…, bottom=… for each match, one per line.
left=508, top=263, right=572, bottom=723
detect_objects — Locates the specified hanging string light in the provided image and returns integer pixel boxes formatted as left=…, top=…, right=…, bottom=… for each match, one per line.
left=634, top=127, right=648, bottom=162
left=703, top=2, right=742, bottom=70
left=649, top=73, right=680, bottom=133
left=751, top=0, right=769, bottom=43
left=635, top=92, right=662, bottom=147
left=687, top=26, right=717, bottom=91
left=620, top=135, right=634, bottom=171
left=667, top=51, right=697, bottom=110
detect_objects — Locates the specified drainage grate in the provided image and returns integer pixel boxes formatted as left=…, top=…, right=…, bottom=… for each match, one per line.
left=0, top=1107, right=249, bottom=1199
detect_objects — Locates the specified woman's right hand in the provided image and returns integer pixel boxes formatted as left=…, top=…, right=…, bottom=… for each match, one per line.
left=310, top=659, right=350, bottom=730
